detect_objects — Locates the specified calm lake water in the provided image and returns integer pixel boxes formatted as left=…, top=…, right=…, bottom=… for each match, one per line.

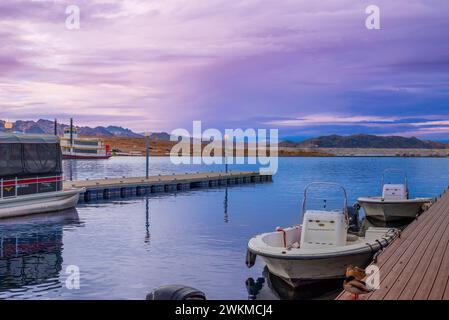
left=1, top=157, right=449, bottom=300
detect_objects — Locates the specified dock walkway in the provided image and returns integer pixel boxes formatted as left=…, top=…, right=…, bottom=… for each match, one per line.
left=337, top=187, right=449, bottom=300
left=64, top=171, right=271, bottom=202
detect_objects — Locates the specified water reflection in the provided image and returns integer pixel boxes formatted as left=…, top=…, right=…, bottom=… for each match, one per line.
left=224, top=188, right=229, bottom=223
left=145, top=196, right=151, bottom=245
left=246, top=268, right=342, bottom=300
left=3, top=157, right=449, bottom=299
left=0, top=209, right=80, bottom=296
left=64, top=159, right=77, bottom=182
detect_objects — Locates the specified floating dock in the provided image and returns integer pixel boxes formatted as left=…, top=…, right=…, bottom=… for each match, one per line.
left=337, top=187, right=449, bottom=300
left=64, top=171, right=272, bottom=203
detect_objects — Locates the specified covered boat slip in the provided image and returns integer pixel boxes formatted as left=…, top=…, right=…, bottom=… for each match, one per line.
left=0, top=133, right=63, bottom=197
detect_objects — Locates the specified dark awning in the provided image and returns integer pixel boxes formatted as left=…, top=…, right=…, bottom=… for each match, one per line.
left=0, top=133, right=62, bottom=178
left=0, top=132, right=59, bottom=144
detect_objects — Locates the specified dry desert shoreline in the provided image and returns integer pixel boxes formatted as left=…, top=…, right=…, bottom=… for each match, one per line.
left=97, top=136, right=449, bottom=158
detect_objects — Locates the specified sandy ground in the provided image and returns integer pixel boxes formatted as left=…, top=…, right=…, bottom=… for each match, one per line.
left=86, top=136, right=448, bottom=157
left=95, top=136, right=333, bottom=157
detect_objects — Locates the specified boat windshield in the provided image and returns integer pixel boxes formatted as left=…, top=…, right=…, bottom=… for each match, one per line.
left=301, top=182, right=348, bottom=216
left=382, top=168, right=408, bottom=187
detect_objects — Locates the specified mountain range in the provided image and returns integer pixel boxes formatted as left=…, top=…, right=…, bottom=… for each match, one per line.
left=281, top=134, right=449, bottom=149
left=2, top=120, right=449, bottom=149
left=0, top=119, right=170, bottom=140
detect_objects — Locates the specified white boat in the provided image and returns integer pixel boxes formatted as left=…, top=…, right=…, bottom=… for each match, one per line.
left=1, top=132, right=84, bottom=219
left=0, top=188, right=82, bottom=219
left=247, top=183, right=399, bottom=287
left=60, top=126, right=112, bottom=159
left=358, top=169, right=432, bottom=222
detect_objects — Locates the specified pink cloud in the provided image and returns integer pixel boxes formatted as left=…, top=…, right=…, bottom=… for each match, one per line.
left=0, top=0, right=448, bottom=138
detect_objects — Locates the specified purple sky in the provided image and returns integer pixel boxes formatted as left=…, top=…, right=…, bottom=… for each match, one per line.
left=1, top=0, right=449, bottom=139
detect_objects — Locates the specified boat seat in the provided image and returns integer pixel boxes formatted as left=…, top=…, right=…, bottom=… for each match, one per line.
left=300, top=210, right=347, bottom=249
left=382, top=184, right=407, bottom=200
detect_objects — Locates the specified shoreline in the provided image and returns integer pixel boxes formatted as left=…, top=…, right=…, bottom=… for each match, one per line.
left=93, top=137, right=449, bottom=158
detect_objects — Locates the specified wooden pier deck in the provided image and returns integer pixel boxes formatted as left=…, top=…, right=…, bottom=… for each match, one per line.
left=337, top=187, right=449, bottom=300
left=64, top=171, right=272, bottom=203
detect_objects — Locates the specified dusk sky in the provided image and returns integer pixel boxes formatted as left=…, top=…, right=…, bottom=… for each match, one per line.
left=1, top=0, right=449, bottom=139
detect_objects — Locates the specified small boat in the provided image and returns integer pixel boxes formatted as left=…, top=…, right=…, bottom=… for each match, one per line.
left=246, top=182, right=399, bottom=287
left=0, top=188, right=82, bottom=219
left=0, top=132, right=85, bottom=219
left=358, top=169, right=432, bottom=222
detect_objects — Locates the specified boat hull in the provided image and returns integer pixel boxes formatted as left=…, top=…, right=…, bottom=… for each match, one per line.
left=63, top=154, right=111, bottom=159
left=247, top=225, right=397, bottom=288
left=358, top=197, right=432, bottom=222
left=0, top=189, right=83, bottom=219
left=259, top=251, right=373, bottom=287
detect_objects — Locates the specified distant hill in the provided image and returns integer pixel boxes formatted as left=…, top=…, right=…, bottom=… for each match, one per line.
left=0, top=119, right=171, bottom=140
left=141, top=132, right=170, bottom=141
left=281, top=134, right=449, bottom=149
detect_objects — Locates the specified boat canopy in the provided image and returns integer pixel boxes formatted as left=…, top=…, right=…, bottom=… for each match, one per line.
left=0, top=133, right=62, bottom=178
left=0, top=132, right=59, bottom=144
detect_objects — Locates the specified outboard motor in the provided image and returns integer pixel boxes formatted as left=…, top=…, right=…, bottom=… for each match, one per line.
left=347, top=203, right=360, bottom=232
left=146, top=285, right=206, bottom=300
left=245, top=278, right=265, bottom=300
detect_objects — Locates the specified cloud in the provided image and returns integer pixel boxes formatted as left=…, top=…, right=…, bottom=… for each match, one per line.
left=267, top=114, right=401, bottom=127
left=0, top=0, right=448, bottom=137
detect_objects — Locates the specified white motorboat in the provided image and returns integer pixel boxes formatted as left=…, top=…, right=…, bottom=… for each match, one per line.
left=0, top=188, right=82, bottom=219
left=358, top=169, right=432, bottom=222
left=0, top=132, right=84, bottom=219
left=246, top=182, right=399, bottom=287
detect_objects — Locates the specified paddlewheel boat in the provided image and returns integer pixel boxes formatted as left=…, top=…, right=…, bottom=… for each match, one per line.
left=60, top=127, right=111, bottom=159
left=0, top=133, right=84, bottom=219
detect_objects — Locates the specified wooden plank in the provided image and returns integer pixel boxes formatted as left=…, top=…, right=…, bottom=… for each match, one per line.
left=337, top=191, right=449, bottom=300
left=380, top=195, right=445, bottom=261
left=428, top=241, right=449, bottom=299
left=366, top=194, right=444, bottom=270
left=413, top=222, right=449, bottom=299
left=366, top=195, right=449, bottom=300
left=441, top=258, right=449, bottom=299
left=390, top=198, right=449, bottom=299
left=371, top=196, right=449, bottom=299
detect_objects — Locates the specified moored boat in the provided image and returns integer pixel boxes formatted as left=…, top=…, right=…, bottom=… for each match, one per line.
left=0, top=132, right=84, bottom=219
left=246, top=182, right=399, bottom=287
left=358, top=169, right=432, bottom=222
left=60, top=127, right=112, bottom=160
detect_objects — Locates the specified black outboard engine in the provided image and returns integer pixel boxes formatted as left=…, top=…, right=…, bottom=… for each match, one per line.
left=347, top=203, right=361, bottom=232
left=146, top=285, right=206, bottom=300
left=245, top=278, right=265, bottom=300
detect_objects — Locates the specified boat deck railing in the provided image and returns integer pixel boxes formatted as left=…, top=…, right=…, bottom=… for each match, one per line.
left=0, top=175, right=63, bottom=199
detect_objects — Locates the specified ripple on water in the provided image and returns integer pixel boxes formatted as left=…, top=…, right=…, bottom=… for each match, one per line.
left=2, top=157, right=449, bottom=299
